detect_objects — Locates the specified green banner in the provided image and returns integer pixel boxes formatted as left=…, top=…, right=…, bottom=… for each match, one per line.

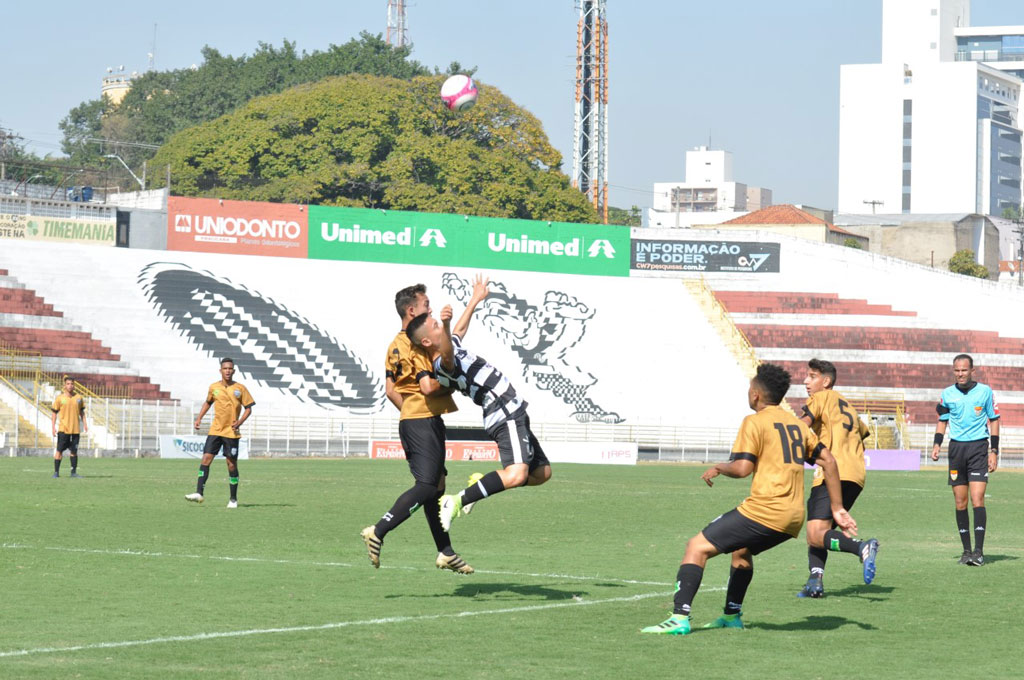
left=307, top=206, right=629, bottom=276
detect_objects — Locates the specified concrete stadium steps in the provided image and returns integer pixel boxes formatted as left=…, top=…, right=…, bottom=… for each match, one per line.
left=741, top=325, right=1024, bottom=355
left=0, top=270, right=170, bottom=401
left=0, top=400, right=49, bottom=448
left=714, top=291, right=916, bottom=316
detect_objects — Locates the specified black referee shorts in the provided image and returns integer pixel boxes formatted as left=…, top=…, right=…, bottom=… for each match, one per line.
left=55, top=432, right=80, bottom=454
left=947, top=439, right=989, bottom=487
left=399, top=416, right=447, bottom=486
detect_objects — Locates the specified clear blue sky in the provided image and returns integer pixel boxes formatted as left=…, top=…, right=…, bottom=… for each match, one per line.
left=1, top=1, right=1021, bottom=213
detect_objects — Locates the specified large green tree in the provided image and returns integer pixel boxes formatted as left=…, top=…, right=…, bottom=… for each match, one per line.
left=150, top=74, right=598, bottom=222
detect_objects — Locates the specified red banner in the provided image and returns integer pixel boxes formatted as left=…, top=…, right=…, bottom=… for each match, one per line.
left=168, top=196, right=307, bottom=257
left=370, top=440, right=499, bottom=462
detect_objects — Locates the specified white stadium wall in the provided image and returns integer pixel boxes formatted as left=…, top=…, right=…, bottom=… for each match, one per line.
left=0, top=239, right=753, bottom=431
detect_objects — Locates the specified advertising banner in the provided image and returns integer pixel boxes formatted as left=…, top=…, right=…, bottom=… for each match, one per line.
left=1, top=213, right=115, bottom=246
left=864, top=449, right=920, bottom=471
left=308, top=205, right=630, bottom=276
left=631, top=239, right=780, bottom=273
left=370, top=440, right=636, bottom=465
left=159, top=435, right=250, bottom=459
left=167, top=196, right=307, bottom=257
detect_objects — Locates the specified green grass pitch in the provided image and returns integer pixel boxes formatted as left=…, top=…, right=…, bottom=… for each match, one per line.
left=1, top=457, right=1022, bottom=678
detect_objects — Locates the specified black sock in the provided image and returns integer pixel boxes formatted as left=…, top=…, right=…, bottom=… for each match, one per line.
left=808, top=546, right=827, bottom=579
left=425, top=488, right=453, bottom=554
left=973, top=507, right=987, bottom=553
left=824, top=529, right=862, bottom=556
left=229, top=470, right=239, bottom=501
left=197, top=464, right=210, bottom=494
left=956, top=508, right=972, bottom=551
left=375, top=482, right=436, bottom=539
left=70, top=455, right=78, bottom=472
left=54, top=458, right=62, bottom=475
left=460, top=471, right=506, bottom=505
left=672, top=563, right=704, bottom=616
left=724, top=566, right=753, bottom=615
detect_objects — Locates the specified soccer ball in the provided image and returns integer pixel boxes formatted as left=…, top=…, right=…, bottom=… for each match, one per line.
left=440, top=74, right=478, bottom=111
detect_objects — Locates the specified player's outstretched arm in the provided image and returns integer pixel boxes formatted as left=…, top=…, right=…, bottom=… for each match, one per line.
left=450, top=275, right=490, bottom=340
left=701, top=458, right=754, bottom=486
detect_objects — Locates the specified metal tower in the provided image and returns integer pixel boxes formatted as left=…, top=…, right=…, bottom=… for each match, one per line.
left=572, top=0, right=609, bottom=223
left=386, top=1, right=408, bottom=47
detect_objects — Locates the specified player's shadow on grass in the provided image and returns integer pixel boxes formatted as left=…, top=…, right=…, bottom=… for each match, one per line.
left=750, top=615, right=876, bottom=632
left=233, top=503, right=297, bottom=508
left=388, top=582, right=588, bottom=601
left=979, top=554, right=1018, bottom=564
left=816, top=583, right=896, bottom=601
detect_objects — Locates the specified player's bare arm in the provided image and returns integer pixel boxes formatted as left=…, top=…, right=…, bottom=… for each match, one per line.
left=232, top=405, right=252, bottom=431
left=989, top=416, right=1000, bottom=472
left=702, top=458, right=754, bottom=487
left=194, top=401, right=212, bottom=430
left=385, top=377, right=404, bottom=410
left=931, top=419, right=948, bottom=461
left=450, top=274, right=490, bottom=340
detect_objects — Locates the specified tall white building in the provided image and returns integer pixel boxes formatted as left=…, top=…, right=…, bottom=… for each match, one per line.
left=838, top=0, right=1023, bottom=217
left=648, top=147, right=772, bottom=228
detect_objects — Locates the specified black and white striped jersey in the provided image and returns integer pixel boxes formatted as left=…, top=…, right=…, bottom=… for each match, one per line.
left=432, top=334, right=527, bottom=430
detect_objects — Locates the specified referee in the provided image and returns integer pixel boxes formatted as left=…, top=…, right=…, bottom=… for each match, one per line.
left=930, top=354, right=1000, bottom=566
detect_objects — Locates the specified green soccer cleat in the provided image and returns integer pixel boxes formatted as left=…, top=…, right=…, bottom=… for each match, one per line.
left=703, top=613, right=744, bottom=629
left=463, top=472, right=484, bottom=516
left=641, top=614, right=691, bottom=635
left=438, top=494, right=463, bottom=532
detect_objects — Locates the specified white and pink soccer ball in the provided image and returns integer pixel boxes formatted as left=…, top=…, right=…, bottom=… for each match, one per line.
left=440, top=74, right=478, bottom=111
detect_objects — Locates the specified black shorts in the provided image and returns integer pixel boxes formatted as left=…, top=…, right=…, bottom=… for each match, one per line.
left=399, top=416, right=447, bottom=486
left=948, top=439, right=989, bottom=486
left=806, top=480, right=863, bottom=522
left=55, top=432, right=80, bottom=454
left=203, top=435, right=241, bottom=459
left=488, top=413, right=550, bottom=471
left=701, top=508, right=793, bottom=556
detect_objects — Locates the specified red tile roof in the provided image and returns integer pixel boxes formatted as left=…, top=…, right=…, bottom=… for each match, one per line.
left=723, top=204, right=826, bottom=225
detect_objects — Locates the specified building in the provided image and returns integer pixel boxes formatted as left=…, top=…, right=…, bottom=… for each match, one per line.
left=101, top=67, right=134, bottom=105
left=838, top=0, right=1023, bottom=218
left=648, top=146, right=772, bottom=228
left=695, top=204, right=869, bottom=250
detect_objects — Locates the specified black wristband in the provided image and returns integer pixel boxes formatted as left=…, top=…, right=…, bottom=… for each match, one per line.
left=990, top=435, right=999, bottom=453
left=933, top=433, right=944, bottom=446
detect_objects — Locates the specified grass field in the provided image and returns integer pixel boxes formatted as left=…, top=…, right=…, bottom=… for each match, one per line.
left=1, top=457, right=1022, bottom=679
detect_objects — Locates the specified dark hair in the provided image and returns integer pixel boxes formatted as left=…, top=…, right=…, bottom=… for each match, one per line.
left=953, top=353, right=973, bottom=368
left=807, top=358, right=837, bottom=387
left=63, top=375, right=74, bottom=383
left=406, top=313, right=430, bottom=345
left=220, top=357, right=234, bottom=367
left=753, top=363, right=791, bottom=405
left=395, top=284, right=427, bottom=318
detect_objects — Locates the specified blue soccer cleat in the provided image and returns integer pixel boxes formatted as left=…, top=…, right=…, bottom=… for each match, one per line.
left=861, top=538, right=879, bottom=584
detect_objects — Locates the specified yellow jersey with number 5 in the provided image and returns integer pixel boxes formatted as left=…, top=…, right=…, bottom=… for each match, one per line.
left=803, top=390, right=868, bottom=488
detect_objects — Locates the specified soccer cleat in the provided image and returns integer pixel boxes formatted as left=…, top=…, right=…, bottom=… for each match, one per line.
left=861, top=538, right=880, bottom=584
left=641, top=614, right=692, bottom=635
left=436, top=552, right=475, bottom=574
left=227, top=500, right=238, bottom=509
left=462, top=472, right=484, bottom=516
left=958, top=551, right=972, bottom=565
left=70, top=472, right=81, bottom=478
left=967, top=550, right=985, bottom=566
left=797, top=577, right=824, bottom=598
left=360, top=526, right=382, bottom=568
left=185, top=493, right=204, bottom=503
left=703, top=613, right=744, bottom=630
left=52, top=473, right=59, bottom=478
left=438, top=494, right=463, bottom=532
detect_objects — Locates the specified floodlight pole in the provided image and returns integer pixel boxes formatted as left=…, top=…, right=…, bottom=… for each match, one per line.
left=104, top=154, right=145, bottom=190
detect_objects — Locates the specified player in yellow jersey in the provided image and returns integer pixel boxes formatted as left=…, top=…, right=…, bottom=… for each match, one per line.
left=642, top=363, right=857, bottom=636
left=186, top=358, right=254, bottom=508
left=51, top=377, right=87, bottom=478
left=797, top=359, right=879, bottom=598
left=360, top=280, right=487, bottom=575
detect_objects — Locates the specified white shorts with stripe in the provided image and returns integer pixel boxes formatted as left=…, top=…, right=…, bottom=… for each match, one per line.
left=488, top=412, right=550, bottom=470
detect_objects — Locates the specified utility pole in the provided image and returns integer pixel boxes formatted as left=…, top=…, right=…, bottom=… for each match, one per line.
left=863, top=199, right=883, bottom=215
left=1014, top=210, right=1024, bottom=286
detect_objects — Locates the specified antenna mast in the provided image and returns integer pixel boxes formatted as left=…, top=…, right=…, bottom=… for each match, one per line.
left=386, top=1, right=408, bottom=47
left=572, top=0, right=609, bottom=223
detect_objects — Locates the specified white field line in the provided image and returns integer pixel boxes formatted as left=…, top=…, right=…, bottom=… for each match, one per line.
left=0, top=542, right=672, bottom=587
left=0, top=588, right=732, bottom=659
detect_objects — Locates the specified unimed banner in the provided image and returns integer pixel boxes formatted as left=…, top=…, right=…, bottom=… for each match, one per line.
left=370, top=440, right=636, bottom=465
left=308, top=205, right=630, bottom=276
left=159, top=435, right=250, bottom=459
left=631, top=239, right=780, bottom=273
left=167, top=196, right=307, bottom=257
left=1, top=213, right=115, bottom=246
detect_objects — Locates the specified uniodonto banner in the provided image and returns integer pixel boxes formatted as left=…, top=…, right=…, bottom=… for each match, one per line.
left=167, top=196, right=308, bottom=258
left=370, top=440, right=637, bottom=465
left=159, top=435, right=250, bottom=459
left=1, top=213, right=116, bottom=246
left=308, top=205, right=630, bottom=277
